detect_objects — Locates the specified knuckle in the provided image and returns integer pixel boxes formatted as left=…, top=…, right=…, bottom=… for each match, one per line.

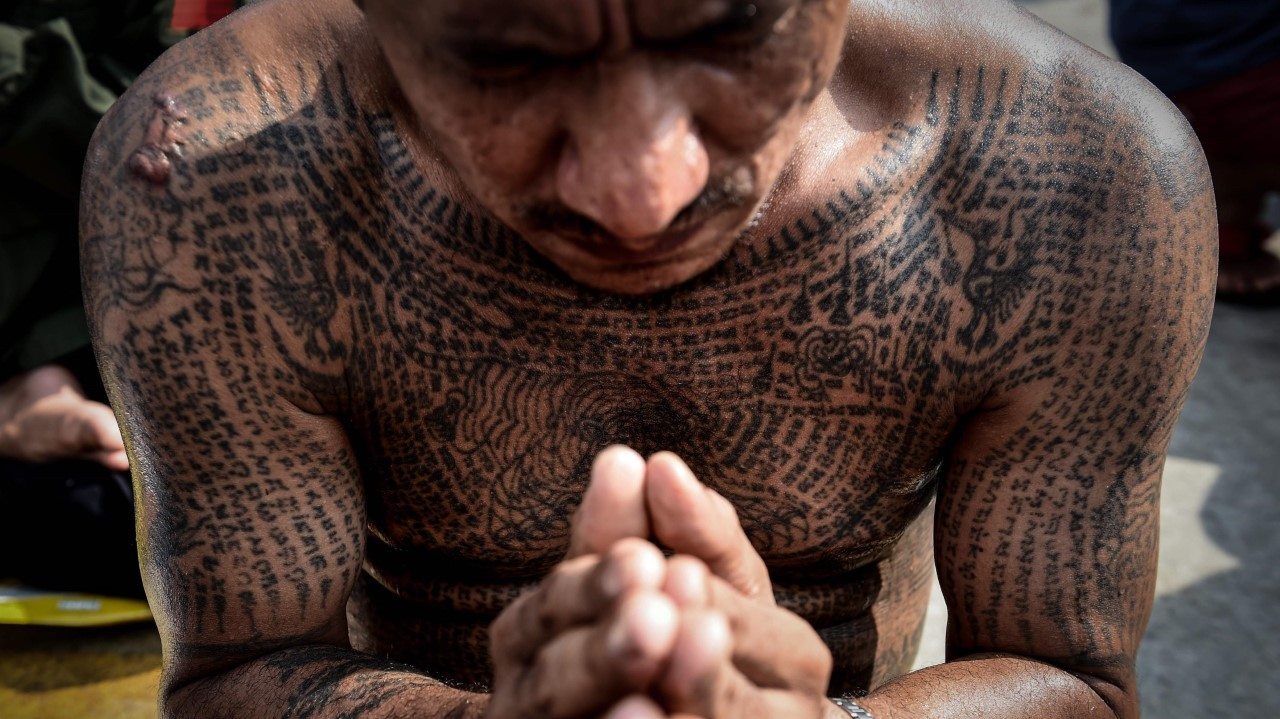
left=512, top=588, right=547, bottom=630
left=489, top=610, right=515, bottom=650
left=608, top=536, right=656, bottom=559
left=519, top=663, right=555, bottom=715
left=793, top=633, right=834, bottom=686
left=716, top=668, right=746, bottom=711
left=550, top=554, right=593, bottom=582
left=809, top=641, right=834, bottom=678
left=491, top=593, right=536, bottom=653
left=712, top=492, right=741, bottom=522
left=568, top=510, right=592, bottom=539
left=529, top=597, right=557, bottom=636
left=57, top=413, right=84, bottom=443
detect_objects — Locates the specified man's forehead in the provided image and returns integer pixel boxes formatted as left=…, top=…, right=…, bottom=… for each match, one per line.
left=429, top=0, right=779, bottom=45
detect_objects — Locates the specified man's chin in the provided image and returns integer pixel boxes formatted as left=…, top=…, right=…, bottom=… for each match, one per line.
left=523, top=215, right=752, bottom=295
left=553, top=249, right=731, bottom=296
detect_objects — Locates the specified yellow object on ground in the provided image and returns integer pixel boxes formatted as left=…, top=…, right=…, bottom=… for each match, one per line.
left=0, top=586, right=159, bottom=717
left=0, top=587, right=152, bottom=627
left=0, top=622, right=161, bottom=718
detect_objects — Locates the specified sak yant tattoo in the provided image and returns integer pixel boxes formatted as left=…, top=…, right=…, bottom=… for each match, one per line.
left=81, top=24, right=1212, bottom=711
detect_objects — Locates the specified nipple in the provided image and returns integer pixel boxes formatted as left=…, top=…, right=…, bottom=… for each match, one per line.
left=127, top=93, right=189, bottom=185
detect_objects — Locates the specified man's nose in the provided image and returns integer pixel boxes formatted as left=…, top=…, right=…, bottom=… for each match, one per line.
left=555, top=63, right=710, bottom=245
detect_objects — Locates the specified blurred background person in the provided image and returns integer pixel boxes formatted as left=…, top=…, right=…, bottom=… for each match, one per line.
left=1111, top=0, right=1280, bottom=302
left=1, top=0, right=235, bottom=598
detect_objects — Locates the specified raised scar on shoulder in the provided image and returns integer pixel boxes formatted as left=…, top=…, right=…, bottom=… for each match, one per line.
left=127, top=93, right=190, bottom=185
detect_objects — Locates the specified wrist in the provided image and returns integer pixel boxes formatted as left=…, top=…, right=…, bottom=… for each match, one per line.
left=451, top=692, right=489, bottom=719
left=822, top=699, right=850, bottom=719
left=829, top=696, right=876, bottom=719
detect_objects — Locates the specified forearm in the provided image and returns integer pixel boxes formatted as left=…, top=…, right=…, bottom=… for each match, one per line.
left=845, top=654, right=1126, bottom=719
left=165, top=644, right=489, bottom=719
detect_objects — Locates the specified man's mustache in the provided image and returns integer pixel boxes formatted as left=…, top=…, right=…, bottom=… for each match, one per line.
left=518, top=169, right=756, bottom=241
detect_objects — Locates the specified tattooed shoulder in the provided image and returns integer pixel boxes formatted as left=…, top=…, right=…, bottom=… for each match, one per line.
left=912, top=59, right=1215, bottom=402
left=80, top=24, right=370, bottom=409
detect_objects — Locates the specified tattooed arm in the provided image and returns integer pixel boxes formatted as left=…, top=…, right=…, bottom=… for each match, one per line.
left=77, top=21, right=487, bottom=719
left=855, top=73, right=1217, bottom=718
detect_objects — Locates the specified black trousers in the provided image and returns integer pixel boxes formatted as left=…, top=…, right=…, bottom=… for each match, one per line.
left=0, top=456, right=143, bottom=598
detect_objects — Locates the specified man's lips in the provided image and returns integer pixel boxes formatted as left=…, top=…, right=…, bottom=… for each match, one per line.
left=555, top=219, right=710, bottom=264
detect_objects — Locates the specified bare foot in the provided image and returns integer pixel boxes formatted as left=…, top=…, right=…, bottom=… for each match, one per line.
left=0, top=365, right=129, bottom=470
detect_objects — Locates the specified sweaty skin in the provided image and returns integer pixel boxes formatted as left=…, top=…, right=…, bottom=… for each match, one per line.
left=80, top=0, right=1215, bottom=717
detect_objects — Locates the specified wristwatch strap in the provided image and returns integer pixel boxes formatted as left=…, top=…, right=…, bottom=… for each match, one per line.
left=830, top=696, right=876, bottom=719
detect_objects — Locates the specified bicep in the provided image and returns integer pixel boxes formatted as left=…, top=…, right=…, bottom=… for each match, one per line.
left=935, top=381, right=1163, bottom=678
left=93, top=267, right=364, bottom=685
left=934, top=209, right=1213, bottom=698
left=95, top=285, right=364, bottom=669
left=82, top=104, right=363, bottom=684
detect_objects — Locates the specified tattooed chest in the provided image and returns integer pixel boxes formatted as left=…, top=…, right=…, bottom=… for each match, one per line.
left=345, top=257, right=957, bottom=578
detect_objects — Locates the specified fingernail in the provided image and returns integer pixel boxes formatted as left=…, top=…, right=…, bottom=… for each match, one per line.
left=609, top=593, right=678, bottom=661
left=702, top=485, right=720, bottom=511
left=666, top=558, right=709, bottom=607
left=594, top=445, right=644, bottom=480
left=630, top=595, right=678, bottom=656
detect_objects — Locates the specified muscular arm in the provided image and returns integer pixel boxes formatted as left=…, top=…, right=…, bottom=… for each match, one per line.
left=79, top=17, right=484, bottom=719
left=855, top=69, right=1216, bottom=718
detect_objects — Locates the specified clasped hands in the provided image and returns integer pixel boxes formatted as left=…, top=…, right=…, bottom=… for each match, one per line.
left=488, top=446, right=834, bottom=719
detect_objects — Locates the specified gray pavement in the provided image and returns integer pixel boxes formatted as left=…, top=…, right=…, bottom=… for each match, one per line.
left=913, top=3, right=1280, bottom=716
left=1145, top=305, right=1280, bottom=717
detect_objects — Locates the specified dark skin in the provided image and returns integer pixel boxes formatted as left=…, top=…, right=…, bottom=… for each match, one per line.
left=80, top=0, right=1215, bottom=717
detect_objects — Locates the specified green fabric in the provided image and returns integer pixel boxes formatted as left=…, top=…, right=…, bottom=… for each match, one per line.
left=0, top=198, right=57, bottom=326
left=0, top=19, right=118, bottom=197
left=0, top=2, right=178, bottom=376
left=14, top=306, right=91, bottom=371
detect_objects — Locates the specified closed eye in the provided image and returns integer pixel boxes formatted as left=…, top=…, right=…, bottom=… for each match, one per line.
left=447, top=42, right=559, bottom=82
left=675, top=2, right=777, bottom=51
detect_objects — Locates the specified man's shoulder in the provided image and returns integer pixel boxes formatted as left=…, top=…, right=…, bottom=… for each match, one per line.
left=1030, top=41, right=1210, bottom=211
left=882, top=20, right=1216, bottom=392
left=78, top=1, right=380, bottom=401
left=1020, top=52, right=1215, bottom=285
left=83, top=0, right=385, bottom=191
left=928, top=25, right=1215, bottom=266
left=843, top=0, right=1212, bottom=244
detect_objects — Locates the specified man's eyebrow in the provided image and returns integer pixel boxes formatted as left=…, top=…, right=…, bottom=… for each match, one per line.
left=437, top=2, right=603, bottom=54
left=435, top=33, right=605, bottom=69
left=434, top=0, right=796, bottom=61
left=631, top=0, right=795, bottom=42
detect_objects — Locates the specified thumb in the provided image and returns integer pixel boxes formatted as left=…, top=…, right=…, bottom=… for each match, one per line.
left=646, top=452, right=772, bottom=601
left=75, top=401, right=123, bottom=449
left=75, top=401, right=129, bottom=470
left=567, top=445, right=650, bottom=559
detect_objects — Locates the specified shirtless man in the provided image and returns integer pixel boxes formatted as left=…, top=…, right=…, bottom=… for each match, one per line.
left=79, top=0, right=1215, bottom=717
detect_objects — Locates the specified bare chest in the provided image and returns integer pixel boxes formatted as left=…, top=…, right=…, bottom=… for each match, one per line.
left=341, top=205, right=962, bottom=581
